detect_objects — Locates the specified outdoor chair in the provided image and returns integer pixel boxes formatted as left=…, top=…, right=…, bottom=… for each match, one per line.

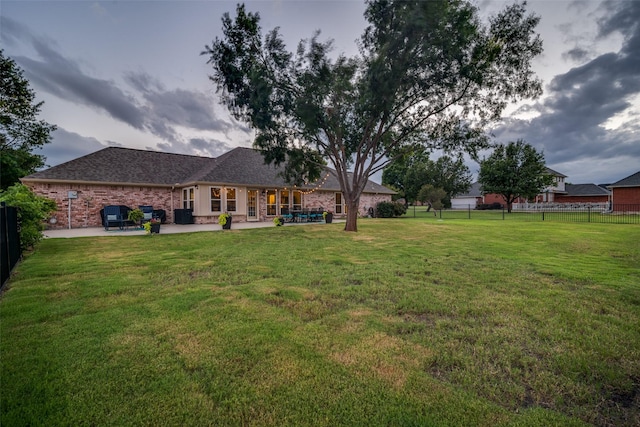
left=139, top=205, right=154, bottom=222
left=103, top=205, right=127, bottom=231
left=281, top=207, right=294, bottom=223
left=310, top=209, right=322, bottom=222
left=297, top=209, right=310, bottom=222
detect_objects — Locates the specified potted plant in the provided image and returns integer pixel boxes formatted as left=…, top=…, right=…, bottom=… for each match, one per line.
left=219, top=212, right=232, bottom=230
left=143, top=218, right=161, bottom=234
left=273, top=216, right=284, bottom=226
left=128, top=208, right=144, bottom=227
left=323, top=211, right=333, bottom=223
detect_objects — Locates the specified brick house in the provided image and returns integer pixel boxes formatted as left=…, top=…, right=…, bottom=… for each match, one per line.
left=553, top=183, right=610, bottom=204
left=452, top=167, right=568, bottom=208
left=607, top=170, right=640, bottom=211
left=21, top=146, right=394, bottom=229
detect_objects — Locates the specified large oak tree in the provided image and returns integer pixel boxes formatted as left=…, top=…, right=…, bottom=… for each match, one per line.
left=203, top=0, right=543, bottom=231
left=1, top=50, right=56, bottom=191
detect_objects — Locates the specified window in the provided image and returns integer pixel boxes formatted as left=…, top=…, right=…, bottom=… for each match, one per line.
left=335, top=193, right=343, bottom=214
left=210, top=187, right=221, bottom=212
left=292, top=190, right=302, bottom=211
left=266, top=190, right=277, bottom=216
left=280, top=190, right=290, bottom=213
left=226, top=187, right=237, bottom=212
left=183, top=187, right=194, bottom=210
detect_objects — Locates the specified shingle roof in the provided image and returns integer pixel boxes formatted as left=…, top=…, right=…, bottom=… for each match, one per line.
left=564, top=183, right=610, bottom=197
left=455, top=182, right=483, bottom=198
left=608, top=171, right=640, bottom=188
left=545, top=167, right=567, bottom=178
left=22, top=147, right=213, bottom=186
left=22, top=146, right=394, bottom=194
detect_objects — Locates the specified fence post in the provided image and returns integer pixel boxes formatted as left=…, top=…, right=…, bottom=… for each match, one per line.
left=468, top=204, right=471, bottom=219
left=588, top=206, right=591, bottom=223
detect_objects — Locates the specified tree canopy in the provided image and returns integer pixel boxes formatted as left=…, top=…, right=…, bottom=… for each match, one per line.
left=478, top=139, right=554, bottom=212
left=1, top=50, right=56, bottom=191
left=383, top=151, right=472, bottom=207
left=203, top=0, right=543, bottom=231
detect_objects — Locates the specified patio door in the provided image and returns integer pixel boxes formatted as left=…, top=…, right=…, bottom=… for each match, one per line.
left=247, top=190, right=258, bottom=221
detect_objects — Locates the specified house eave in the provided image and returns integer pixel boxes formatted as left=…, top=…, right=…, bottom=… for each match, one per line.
left=21, top=177, right=172, bottom=188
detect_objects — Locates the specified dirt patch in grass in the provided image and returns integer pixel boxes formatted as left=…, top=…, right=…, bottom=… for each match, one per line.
left=331, top=331, right=432, bottom=389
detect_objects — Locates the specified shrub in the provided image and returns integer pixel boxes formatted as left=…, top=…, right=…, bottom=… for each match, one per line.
left=393, top=201, right=408, bottom=216
left=0, top=184, right=57, bottom=250
left=376, top=201, right=406, bottom=218
left=476, top=202, right=503, bottom=210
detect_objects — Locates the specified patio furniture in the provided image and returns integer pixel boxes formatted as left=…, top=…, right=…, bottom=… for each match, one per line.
left=281, top=207, right=294, bottom=223
left=310, top=209, right=323, bottom=222
left=139, top=205, right=154, bottom=222
left=297, top=209, right=310, bottom=223
left=102, top=205, right=127, bottom=231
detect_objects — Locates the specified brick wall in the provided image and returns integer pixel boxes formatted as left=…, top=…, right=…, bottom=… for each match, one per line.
left=554, top=195, right=609, bottom=203
left=612, top=187, right=640, bottom=205
left=299, top=191, right=391, bottom=217
left=27, top=182, right=393, bottom=229
left=27, top=182, right=178, bottom=229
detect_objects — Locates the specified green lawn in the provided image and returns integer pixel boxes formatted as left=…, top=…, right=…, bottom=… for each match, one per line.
left=1, top=218, right=639, bottom=426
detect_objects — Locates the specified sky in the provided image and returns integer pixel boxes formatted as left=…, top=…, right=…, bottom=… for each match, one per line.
left=1, top=0, right=639, bottom=185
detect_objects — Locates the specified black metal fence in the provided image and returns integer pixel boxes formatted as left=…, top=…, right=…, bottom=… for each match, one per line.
left=1, top=202, right=22, bottom=290
left=408, top=204, right=640, bottom=224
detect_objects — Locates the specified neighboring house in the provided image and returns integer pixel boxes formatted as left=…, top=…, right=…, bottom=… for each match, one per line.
left=554, top=183, right=610, bottom=204
left=450, top=182, right=483, bottom=209
left=607, top=170, right=640, bottom=210
left=451, top=167, right=569, bottom=208
left=538, top=167, right=568, bottom=203
left=21, top=146, right=394, bottom=229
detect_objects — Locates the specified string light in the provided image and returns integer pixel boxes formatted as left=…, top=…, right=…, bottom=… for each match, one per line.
left=300, top=172, right=330, bottom=195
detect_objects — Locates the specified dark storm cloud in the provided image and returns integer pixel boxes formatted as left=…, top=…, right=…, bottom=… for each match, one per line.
left=39, top=128, right=106, bottom=168
left=2, top=17, right=146, bottom=129
left=2, top=17, right=244, bottom=155
left=124, top=71, right=232, bottom=133
left=492, top=0, right=640, bottom=181
left=155, top=137, right=233, bottom=159
left=562, top=47, right=590, bottom=62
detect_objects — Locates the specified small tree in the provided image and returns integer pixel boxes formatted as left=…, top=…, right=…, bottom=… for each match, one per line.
left=478, top=139, right=553, bottom=212
left=0, top=184, right=57, bottom=250
left=1, top=50, right=56, bottom=190
left=416, top=184, right=447, bottom=215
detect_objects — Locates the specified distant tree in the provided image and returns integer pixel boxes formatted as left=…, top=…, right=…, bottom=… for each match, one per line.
left=1, top=50, right=56, bottom=190
left=427, top=156, right=473, bottom=207
left=0, top=183, right=57, bottom=250
left=478, top=139, right=553, bottom=212
left=417, top=184, right=447, bottom=215
left=203, top=1, right=543, bottom=231
left=384, top=152, right=471, bottom=207
left=382, top=148, right=430, bottom=202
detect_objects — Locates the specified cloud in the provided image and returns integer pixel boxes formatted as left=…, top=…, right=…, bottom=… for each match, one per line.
left=492, top=0, right=640, bottom=184
left=3, top=17, right=147, bottom=129
left=39, top=128, right=106, bottom=168
left=2, top=16, right=250, bottom=162
left=562, top=47, right=591, bottom=62
left=124, top=71, right=232, bottom=133
left=155, top=137, right=233, bottom=159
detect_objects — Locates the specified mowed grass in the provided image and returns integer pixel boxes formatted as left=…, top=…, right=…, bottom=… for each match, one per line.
left=1, top=218, right=639, bottom=426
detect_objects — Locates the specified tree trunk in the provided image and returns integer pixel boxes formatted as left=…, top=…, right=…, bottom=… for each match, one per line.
left=344, top=198, right=360, bottom=232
